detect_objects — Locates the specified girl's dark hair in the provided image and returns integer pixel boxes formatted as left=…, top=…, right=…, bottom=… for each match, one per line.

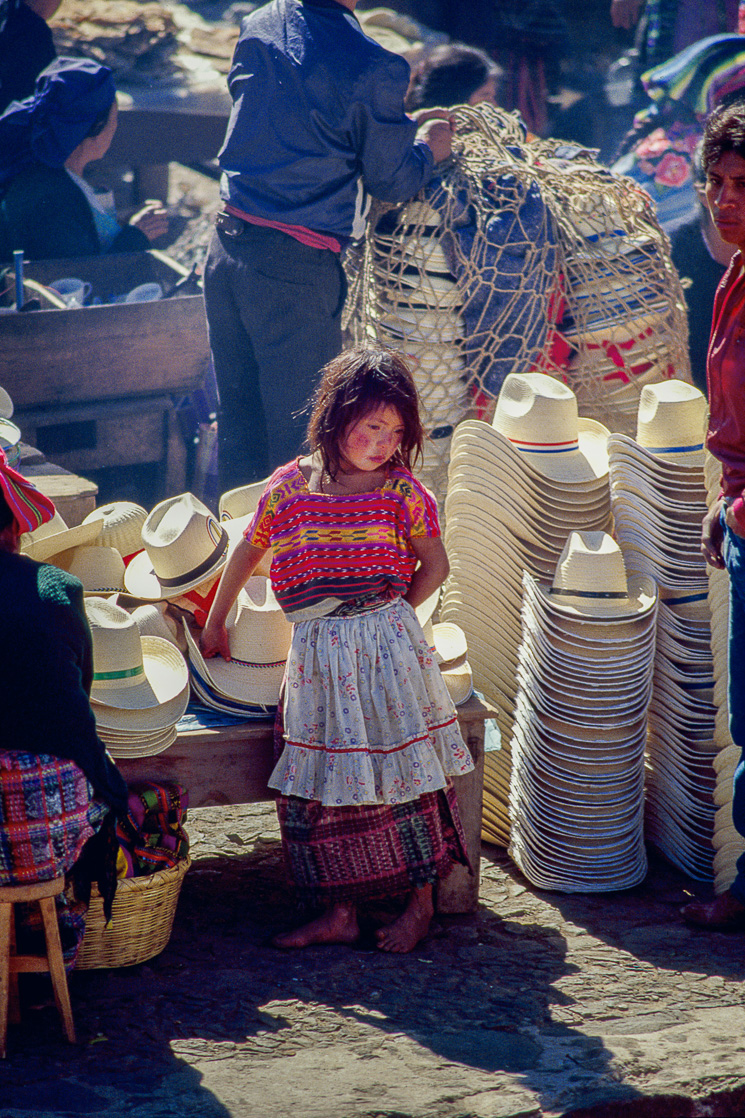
left=702, top=100, right=745, bottom=174
left=406, top=43, right=502, bottom=112
left=0, top=490, right=13, bottom=532
left=307, top=347, right=424, bottom=479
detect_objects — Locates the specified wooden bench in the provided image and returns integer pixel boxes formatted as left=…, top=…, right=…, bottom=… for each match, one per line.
left=117, top=694, right=496, bottom=914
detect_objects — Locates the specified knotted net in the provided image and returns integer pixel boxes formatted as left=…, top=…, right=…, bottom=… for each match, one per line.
left=344, top=103, right=692, bottom=509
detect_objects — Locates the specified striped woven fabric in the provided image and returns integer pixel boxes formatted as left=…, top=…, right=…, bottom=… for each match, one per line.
left=277, top=783, right=470, bottom=906
left=0, top=448, right=55, bottom=534
left=0, top=751, right=108, bottom=884
left=245, top=461, right=440, bottom=613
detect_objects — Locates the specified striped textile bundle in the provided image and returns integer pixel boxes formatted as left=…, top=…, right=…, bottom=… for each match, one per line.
left=116, top=781, right=189, bottom=877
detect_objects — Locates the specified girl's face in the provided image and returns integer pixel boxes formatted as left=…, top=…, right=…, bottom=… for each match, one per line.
left=339, top=403, right=405, bottom=472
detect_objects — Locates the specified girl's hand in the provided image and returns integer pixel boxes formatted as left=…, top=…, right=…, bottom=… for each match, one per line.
left=199, top=618, right=231, bottom=661
left=701, top=497, right=725, bottom=568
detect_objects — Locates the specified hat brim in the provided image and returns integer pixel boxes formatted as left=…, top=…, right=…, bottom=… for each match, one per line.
left=90, top=635, right=189, bottom=711
left=21, top=518, right=103, bottom=562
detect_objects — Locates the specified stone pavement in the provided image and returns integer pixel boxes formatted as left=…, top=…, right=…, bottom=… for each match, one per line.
left=2, top=802, right=744, bottom=1118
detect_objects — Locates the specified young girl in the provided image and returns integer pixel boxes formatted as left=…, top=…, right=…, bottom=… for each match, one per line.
left=200, top=347, right=474, bottom=953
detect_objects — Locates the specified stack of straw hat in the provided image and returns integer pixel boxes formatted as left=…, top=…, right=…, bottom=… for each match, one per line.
left=85, top=597, right=189, bottom=758
left=440, top=371, right=612, bottom=844
left=608, top=380, right=716, bottom=880
left=702, top=449, right=745, bottom=894
left=183, top=576, right=292, bottom=715
left=509, top=531, right=658, bottom=891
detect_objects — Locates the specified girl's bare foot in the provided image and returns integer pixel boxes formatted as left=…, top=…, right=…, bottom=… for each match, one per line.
left=376, top=885, right=434, bottom=953
left=273, top=901, right=360, bottom=949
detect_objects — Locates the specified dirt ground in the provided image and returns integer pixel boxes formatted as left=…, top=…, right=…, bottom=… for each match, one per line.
left=2, top=801, right=745, bottom=1118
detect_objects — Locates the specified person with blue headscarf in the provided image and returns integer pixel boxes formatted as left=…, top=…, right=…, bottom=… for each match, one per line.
left=0, top=56, right=168, bottom=263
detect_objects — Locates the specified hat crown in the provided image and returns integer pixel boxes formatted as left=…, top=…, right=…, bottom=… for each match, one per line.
left=219, top=478, right=269, bottom=521
left=141, top=492, right=226, bottom=581
left=84, top=500, right=147, bottom=555
left=86, top=597, right=145, bottom=678
left=635, top=380, right=707, bottom=456
left=225, top=578, right=292, bottom=665
left=552, top=531, right=629, bottom=599
left=66, top=545, right=125, bottom=592
left=493, top=373, right=580, bottom=448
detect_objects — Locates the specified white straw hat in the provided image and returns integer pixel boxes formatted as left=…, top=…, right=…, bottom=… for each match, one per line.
left=85, top=596, right=189, bottom=712
left=130, top=602, right=182, bottom=649
left=82, top=501, right=148, bottom=559
left=537, top=531, right=657, bottom=619
left=219, top=478, right=270, bottom=521
left=124, top=493, right=230, bottom=600
left=635, top=380, right=707, bottom=465
left=0, top=385, right=14, bottom=419
left=20, top=510, right=103, bottom=562
left=63, top=545, right=125, bottom=594
left=183, top=576, right=292, bottom=705
left=492, top=372, right=610, bottom=483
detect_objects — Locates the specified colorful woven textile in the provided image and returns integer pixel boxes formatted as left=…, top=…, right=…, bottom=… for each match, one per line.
left=245, top=462, right=440, bottom=614
left=116, top=781, right=189, bottom=877
left=277, top=783, right=470, bottom=907
left=0, top=751, right=108, bottom=884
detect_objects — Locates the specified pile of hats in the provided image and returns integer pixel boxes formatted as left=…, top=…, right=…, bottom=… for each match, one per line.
left=509, top=531, right=658, bottom=891
left=85, top=597, right=190, bottom=758
left=702, top=450, right=745, bottom=895
left=608, top=380, right=716, bottom=881
left=439, top=372, right=612, bottom=845
left=0, top=386, right=21, bottom=466
left=183, top=576, right=292, bottom=716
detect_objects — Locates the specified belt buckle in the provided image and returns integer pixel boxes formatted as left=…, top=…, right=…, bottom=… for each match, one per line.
left=216, top=212, right=245, bottom=238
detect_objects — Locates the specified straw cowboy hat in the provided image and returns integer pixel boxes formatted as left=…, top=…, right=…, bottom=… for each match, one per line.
left=85, top=596, right=189, bottom=714
left=63, top=544, right=126, bottom=594
left=491, top=372, right=610, bottom=483
left=82, top=501, right=148, bottom=560
left=634, top=380, right=708, bottom=466
left=183, top=576, right=292, bottom=706
left=0, top=386, right=13, bottom=419
left=124, top=493, right=230, bottom=600
left=0, top=417, right=21, bottom=465
left=219, top=478, right=270, bottom=522
left=536, top=531, right=657, bottom=620
left=130, top=602, right=183, bottom=650
left=20, top=509, right=102, bottom=562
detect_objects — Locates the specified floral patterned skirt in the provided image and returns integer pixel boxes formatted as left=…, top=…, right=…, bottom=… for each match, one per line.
left=268, top=597, right=474, bottom=807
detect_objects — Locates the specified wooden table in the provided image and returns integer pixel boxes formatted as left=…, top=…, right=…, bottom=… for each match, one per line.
left=117, top=694, right=495, bottom=914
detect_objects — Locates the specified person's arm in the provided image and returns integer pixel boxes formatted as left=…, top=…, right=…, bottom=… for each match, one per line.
left=200, top=538, right=268, bottom=660
left=702, top=495, right=725, bottom=568
left=405, top=535, right=450, bottom=610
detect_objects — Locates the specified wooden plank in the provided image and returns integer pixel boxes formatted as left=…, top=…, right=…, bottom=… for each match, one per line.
left=21, top=471, right=98, bottom=526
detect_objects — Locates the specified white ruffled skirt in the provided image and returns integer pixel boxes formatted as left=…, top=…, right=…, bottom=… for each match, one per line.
left=268, top=597, right=474, bottom=807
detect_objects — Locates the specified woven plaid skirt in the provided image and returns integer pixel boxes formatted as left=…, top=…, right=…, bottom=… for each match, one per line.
left=271, top=597, right=472, bottom=904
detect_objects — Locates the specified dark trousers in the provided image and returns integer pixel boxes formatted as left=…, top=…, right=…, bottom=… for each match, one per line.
left=723, top=516, right=745, bottom=903
left=203, top=223, right=346, bottom=492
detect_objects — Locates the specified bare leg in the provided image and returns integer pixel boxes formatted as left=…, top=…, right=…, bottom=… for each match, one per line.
left=273, top=901, right=360, bottom=949
left=376, top=884, right=434, bottom=954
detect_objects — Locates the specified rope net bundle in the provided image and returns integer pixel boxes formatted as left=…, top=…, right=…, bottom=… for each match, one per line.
left=344, top=104, right=692, bottom=509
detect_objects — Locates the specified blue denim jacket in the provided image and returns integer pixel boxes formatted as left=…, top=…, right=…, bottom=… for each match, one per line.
left=218, top=0, right=433, bottom=239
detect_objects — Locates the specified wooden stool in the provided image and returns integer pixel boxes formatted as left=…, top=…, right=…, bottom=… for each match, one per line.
left=0, top=877, right=76, bottom=1057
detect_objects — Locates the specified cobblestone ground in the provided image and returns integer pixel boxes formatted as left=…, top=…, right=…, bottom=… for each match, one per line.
left=2, top=802, right=745, bottom=1118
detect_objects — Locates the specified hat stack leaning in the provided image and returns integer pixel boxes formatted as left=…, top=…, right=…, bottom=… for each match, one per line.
left=702, top=450, right=745, bottom=894
left=508, top=532, right=658, bottom=891
left=440, top=372, right=612, bottom=844
left=183, top=576, right=292, bottom=716
left=608, top=380, right=716, bottom=880
left=85, top=597, right=190, bottom=758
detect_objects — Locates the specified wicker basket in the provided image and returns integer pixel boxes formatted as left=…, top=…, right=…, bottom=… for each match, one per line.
left=75, top=856, right=191, bottom=970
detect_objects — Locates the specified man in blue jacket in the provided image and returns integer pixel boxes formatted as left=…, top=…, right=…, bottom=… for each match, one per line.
left=204, top=0, right=453, bottom=492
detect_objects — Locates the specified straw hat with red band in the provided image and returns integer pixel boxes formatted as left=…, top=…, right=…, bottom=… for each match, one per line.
left=0, top=447, right=56, bottom=535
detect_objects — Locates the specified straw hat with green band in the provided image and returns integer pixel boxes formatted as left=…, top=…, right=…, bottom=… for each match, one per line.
left=85, top=596, right=189, bottom=713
